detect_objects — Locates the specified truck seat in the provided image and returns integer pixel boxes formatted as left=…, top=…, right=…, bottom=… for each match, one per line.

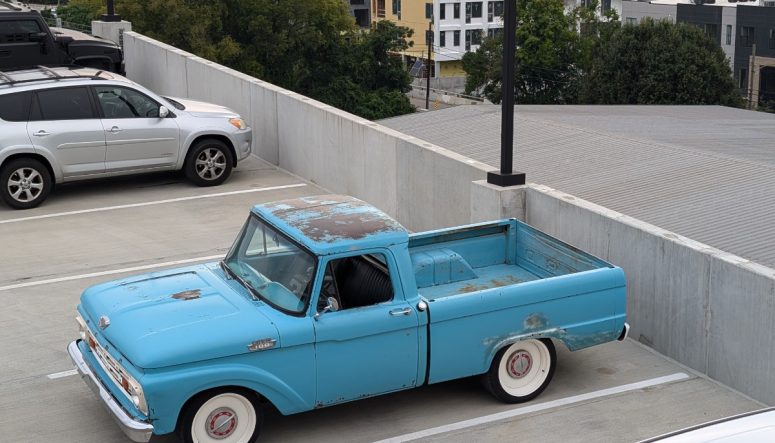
left=335, top=256, right=393, bottom=309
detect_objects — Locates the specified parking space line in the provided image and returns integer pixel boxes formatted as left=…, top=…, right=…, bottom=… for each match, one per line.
left=0, top=254, right=223, bottom=292
left=0, top=183, right=308, bottom=225
left=47, top=369, right=78, bottom=379
left=373, top=372, right=690, bottom=443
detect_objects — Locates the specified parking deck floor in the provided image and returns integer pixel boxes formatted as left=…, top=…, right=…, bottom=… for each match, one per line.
left=0, top=156, right=763, bottom=442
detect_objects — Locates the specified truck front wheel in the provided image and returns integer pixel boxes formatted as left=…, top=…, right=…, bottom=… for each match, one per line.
left=484, top=338, right=556, bottom=403
left=178, top=388, right=263, bottom=443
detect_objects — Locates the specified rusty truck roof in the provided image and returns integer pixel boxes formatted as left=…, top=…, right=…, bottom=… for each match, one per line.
left=252, top=195, right=408, bottom=255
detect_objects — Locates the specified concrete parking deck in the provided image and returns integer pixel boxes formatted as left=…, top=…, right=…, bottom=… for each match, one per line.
left=0, top=157, right=763, bottom=442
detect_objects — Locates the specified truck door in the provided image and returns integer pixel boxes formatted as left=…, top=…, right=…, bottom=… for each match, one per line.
left=0, top=19, right=60, bottom=69
left=312, top=252, right=420, bottom=406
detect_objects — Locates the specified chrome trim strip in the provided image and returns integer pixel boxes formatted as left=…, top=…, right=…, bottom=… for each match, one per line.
left=68, top=340, right=153, bottom=443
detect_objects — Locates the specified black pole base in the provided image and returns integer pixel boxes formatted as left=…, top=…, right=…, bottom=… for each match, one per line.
left=100, top=14, right=122, bottom=22
left=487, top=171, right=526, bottom=187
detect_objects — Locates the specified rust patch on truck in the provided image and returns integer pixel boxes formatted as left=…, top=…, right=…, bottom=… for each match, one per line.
left=171, top=289, right=201, bottom=301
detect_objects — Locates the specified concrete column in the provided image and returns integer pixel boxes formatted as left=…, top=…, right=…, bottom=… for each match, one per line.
left=470, top=180, right=526, bottom=223
left=91, top=20, right=132, bottom=46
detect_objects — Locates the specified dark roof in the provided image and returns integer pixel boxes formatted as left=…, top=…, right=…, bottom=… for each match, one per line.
left=380, top=104, right=775, bottom=268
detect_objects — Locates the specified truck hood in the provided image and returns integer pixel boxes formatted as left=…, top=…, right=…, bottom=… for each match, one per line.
left=79, top=264, right=280, bottom=369
left=168, top=97, right=238, bottom=118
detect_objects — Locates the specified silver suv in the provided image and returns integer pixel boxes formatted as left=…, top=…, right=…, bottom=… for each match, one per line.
left=0, top=66, right=252, bottom=209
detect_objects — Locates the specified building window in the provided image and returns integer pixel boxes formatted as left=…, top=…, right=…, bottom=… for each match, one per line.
left=625, top=17, right=636, bottom=25
left=740, top=26, right=754, bottom=47
left=440, top=30, right=446, bottom=47
left=770, top=29, right=775, bottom=49
left=453, top=30, right=460, bottom=46
left=465, top=29, right=471, bottom=50
left=726, top=24, right=732, bottom=45
left=350, top=0, right=365, bottom=4
left=487, top=28, right=503, bottom=39
left=740, top=68, right=747, bottom=90
left=471, top=29, right=483, bottom=46
left=354, top=9, right=369, bottom=27
left=704, top=23, right=718, bottom=40
left=454, top=3, right=461, bottom=19
left=602, top=0, right=611, bottom=12
left=440, top=3, right=446, bottom=20
left=488, top=1, right=503, bottom=22
left=377, top=0, right=386, bottom=17
left=426, top=2, right=433, bottom=19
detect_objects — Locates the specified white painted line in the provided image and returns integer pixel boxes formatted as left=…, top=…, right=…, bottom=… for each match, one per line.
left=373, top=372, right=691, bottom=443
left=47, top=369, right=78, bottom=379
left=0, top=183, right=308, bottom=225
left=0, top=255, right=224, bottom=292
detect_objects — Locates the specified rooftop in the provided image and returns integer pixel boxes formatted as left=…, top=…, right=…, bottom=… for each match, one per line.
left=380, top=104, right=775, bottom=268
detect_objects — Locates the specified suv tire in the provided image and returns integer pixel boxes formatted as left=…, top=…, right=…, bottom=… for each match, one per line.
left=0, top=158, right=52, bottom=209
left=184, top=139, right=234, bottom=187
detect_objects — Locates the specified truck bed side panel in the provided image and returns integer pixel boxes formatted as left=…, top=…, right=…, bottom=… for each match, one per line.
left=426, top=267, right=626, bottom=384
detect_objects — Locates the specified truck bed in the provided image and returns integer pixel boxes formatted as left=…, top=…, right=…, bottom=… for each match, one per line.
left=408, top=220, right=627, bottom=385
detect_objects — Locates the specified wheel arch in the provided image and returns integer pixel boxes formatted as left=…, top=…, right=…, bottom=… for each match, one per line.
left=184, top=134, right=238, bottom=168
left=484, top=330, right=563, bottom=371
left=1, top=152, right=58, bottom=184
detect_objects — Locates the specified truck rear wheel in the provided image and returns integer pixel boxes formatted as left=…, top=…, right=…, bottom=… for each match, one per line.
left=178, top=388, right=263, bottom=443
left=484, top=338, right=556, bottom=403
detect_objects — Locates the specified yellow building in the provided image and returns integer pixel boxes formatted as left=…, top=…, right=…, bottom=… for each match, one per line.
left=371, top=0, right=435, bottom=74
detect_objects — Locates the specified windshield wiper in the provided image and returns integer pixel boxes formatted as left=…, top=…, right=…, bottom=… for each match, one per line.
left=219, top=260, right=261, bottom=301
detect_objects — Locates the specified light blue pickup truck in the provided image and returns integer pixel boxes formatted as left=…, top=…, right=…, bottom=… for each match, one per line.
left=68, top=195, right=628, bottom=443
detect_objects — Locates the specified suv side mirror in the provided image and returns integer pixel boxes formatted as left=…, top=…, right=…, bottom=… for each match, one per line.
left=29, top=32, right=48, bottom=42
left=158, top=106, right=170, bottom=118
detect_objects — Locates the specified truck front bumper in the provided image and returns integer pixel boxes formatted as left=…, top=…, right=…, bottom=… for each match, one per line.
left=67, top=340, right=154, bottom=443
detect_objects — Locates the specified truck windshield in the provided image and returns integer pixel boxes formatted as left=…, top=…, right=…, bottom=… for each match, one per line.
left=223, top=215, right=316, bottom=315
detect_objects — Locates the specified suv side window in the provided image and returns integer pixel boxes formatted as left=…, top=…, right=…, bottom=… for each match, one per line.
left=0, top=91, right=32, bottom=121
left=31, top=87, right=96, bottom=121
left=0, top=19, right=42, bottom=43
left=95, top=86, right=161, bottom=118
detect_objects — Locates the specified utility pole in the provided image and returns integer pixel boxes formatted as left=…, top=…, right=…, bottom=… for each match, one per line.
left=425, top=21, right=432, bottom=110
left=487, top=0, right=525, bottom=187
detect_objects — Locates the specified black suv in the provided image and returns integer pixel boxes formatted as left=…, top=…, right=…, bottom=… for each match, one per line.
left=0, top=2, right=123, bottom=73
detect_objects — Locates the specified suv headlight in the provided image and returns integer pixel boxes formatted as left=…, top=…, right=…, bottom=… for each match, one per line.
left=229, top=117, right=247, bottom=130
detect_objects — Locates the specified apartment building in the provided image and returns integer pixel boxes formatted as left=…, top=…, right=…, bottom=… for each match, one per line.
left=345, top=0, right=372, bottom=28
left=371, top=1, right=505, bottom=78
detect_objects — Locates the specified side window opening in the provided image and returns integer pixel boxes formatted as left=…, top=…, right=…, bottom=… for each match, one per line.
left=318, top=254, right=394, bottom=312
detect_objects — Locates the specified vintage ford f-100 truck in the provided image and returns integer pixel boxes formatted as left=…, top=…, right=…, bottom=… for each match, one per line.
left=68, top=195, right=628, bottom=443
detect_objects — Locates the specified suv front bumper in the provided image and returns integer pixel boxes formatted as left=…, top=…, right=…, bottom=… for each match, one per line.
left=67, top=340, right=154, bottom=443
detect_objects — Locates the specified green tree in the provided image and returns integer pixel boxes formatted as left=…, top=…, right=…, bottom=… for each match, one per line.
left=463, top=0, right=582, bottom=104
left=579, top=18, right=742, bottom=106
left=57, top=0, right=415, bottom=119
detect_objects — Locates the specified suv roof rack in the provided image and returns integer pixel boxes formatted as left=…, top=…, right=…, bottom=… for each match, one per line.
left=0, top=1, right=24, bottom=12
left=0, top=66, right=109, bottom=87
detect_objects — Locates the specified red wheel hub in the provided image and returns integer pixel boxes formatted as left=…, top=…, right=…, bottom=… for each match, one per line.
left=507, top=350, right=533, bottom=379
left=206, top=407, right=238, bottom=439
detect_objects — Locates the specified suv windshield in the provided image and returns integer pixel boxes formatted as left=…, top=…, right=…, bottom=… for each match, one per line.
left=223, top=214, right=316, bottom=315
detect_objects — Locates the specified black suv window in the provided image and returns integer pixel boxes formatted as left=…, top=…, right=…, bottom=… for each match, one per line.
left=32, top=87, right=96, bottom=121
left=0, top=20, right=42, bottom=43
left=0, top=91, right=31, bottom=121
left=95, top=86, right=161, bottom=118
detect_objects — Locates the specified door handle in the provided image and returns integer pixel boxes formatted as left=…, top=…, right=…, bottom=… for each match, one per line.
left=107, top=126, right=122, bottom=133
left=389, top=307, right=412, bottom=316
left=33, top=130, right=51, bottom=137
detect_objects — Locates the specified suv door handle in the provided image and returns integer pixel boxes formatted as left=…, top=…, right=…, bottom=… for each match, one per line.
left=107, top=126, right=122, bottom=133
left=33, top=130, right=51, bottom=137
left=389, top=307, right=412, bottom=316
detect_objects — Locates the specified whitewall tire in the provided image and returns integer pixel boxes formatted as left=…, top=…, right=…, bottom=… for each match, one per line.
left=179, top=389, right=262, bottom=443
left=484, top=338, right=556, bottom=403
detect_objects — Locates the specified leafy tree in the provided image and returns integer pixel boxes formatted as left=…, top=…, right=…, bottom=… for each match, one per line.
left=579, top=18, right=742, bottom=106
left=56, top=0, right=415, bottom=119
left=463, top=0, right=582, bottom=104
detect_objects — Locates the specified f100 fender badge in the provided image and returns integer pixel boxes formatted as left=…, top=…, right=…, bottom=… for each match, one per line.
left=248, top=338, right=276, bottom=352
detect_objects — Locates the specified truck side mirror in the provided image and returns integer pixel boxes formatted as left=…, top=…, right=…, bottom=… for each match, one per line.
left=314, top=297, right=340, bottom=321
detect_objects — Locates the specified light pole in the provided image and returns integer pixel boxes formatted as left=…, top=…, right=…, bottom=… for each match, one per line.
left=101, top=0, right=121, bottom=22
left=486, top=0, right=525, bottom=187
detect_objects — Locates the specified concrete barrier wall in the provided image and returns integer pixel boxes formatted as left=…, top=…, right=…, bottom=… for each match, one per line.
left=526, top=184, right=775, bottom=405
left=123, top=32, right=490, bottom=231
